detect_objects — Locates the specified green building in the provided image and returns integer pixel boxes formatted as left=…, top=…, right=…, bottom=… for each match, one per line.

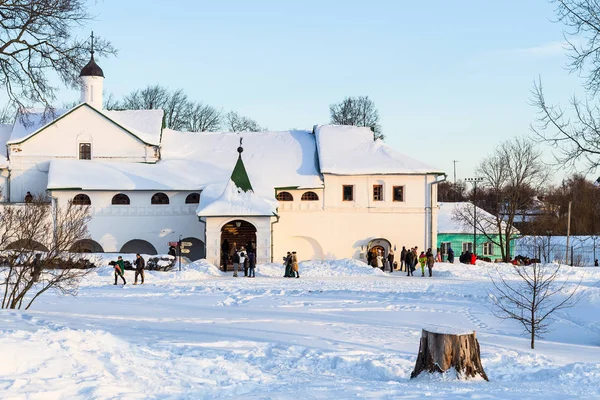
left=437, top=202, right=517, bottom=262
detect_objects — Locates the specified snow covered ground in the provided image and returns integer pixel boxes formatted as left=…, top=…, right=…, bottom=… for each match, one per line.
left=1, top=258, right=600, bottom=399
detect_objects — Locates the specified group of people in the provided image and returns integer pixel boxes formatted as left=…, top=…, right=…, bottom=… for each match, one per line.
left=113, top=253, right=145, bottom=285
left=221, top=240, right=257, bottom=278
left=399, top=246, right=439, bottom=277
left=283, top=251, right=299, bottom=278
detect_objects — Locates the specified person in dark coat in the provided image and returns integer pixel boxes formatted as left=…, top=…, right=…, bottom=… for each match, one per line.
left=248, top=251, right=256, bottom=278
left=114, top=256, right=126, bottom=285
left=168, top=246, right=177, bottom=258
left=134, top=253, right=145, bottom=285
left=387, top=250, right=395, bottom=273
left=232, top=247, right=240, bottom=277
left=221, top=239, right=230, bottom=271
left=283, top=252, right=292, bottom=277
left=31, top=253, right=42, bottom=283
left=405, top=248, right=414, bottom=276
left=447, top=246, right=454, bottom=264
left=400, top=246, right=407, bottom=271
left=366, top=250, right=373, bottom=267
left=24, top=191, right=33, bottom=203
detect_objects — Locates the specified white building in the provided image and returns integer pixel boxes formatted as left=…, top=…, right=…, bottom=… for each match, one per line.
left=0, top=52, right=446, bottom=265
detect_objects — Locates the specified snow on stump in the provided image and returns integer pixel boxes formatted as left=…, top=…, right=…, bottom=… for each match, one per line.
left=410, top=328, right=489, bottom=381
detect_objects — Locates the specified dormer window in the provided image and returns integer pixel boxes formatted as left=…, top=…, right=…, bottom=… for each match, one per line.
left=79, top=143, right=91, bottom=160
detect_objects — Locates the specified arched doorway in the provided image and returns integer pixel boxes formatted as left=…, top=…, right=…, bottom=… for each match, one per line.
left=367, top=238, right=392, bottom=268
left=181, top=237, right=205, bottom=261
left=220, top=220, right=257, bottom=271
left=71, top=239, right=104, bottom=253
left=120, top=239, right=158, bottom=255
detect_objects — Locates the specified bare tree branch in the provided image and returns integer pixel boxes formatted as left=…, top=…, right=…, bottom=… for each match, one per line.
left=329, top=95, right=383, bottom=141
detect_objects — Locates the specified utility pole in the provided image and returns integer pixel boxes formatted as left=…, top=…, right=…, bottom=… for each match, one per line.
left=466, top=177, right=484, bottom=256
left=452, top=160, right=458, bottom=201
left=565, top=201, right=572, bottom=265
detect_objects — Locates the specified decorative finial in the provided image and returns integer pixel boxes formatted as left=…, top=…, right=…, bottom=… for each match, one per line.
left=90, top=31, right=95, bottom=56
left=237, top=137, right=243, bottom=154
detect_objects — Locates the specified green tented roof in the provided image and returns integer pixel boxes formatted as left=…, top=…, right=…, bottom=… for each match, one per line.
left=230, top=154, right=253, bottom=192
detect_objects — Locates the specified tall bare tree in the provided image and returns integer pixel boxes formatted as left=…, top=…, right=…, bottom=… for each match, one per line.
left=109, top=85, right=223, bottom=132
left=329, top=96, right=383, bottom=140
left=224, top=111, right=262, bottom=132
left=0, top=1, right=115, bottom=111
left=1, top=195, right=93, bottom=310
left=186, top=102, right=222, bottom=132
left=0, top=102, right=16, bottom=124
left=453, top=138, right=548, bottom=261
left=488, top=263, right=579, bottom=349
left=438, top=180, right=468, bottom=202
left=531, top=1, right=600, bottom=172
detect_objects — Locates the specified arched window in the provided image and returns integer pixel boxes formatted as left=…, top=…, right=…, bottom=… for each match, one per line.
left=276, top=191, right=293, bottom=201
left=112, top=193, right=130, bottom=205
left=185, top=192, right=200, bottom=204
left=151, top=192, right=169, bottom=205
left=79, top=143, right=91, bottom=160
left=72, top=194, right=91, bottom=205
left=301, top=191, right=319, bottom=201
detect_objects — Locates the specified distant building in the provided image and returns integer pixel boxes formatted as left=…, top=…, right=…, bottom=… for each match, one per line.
left=0, top=49, right=446, bottom=265
left=437, top=202, right=519, bottom=261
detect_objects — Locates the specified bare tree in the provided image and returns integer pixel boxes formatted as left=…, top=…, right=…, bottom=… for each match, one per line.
left=531, top=1, right=600, bottom=172
left=110, top=85, right=223, bottom=132
left=1, top=195, right=93, bottom=310
left=0, top=1, right=115, bottom=111
left=488, top=263, right=579, bottom=349
left=186, top=102, right=222, bottom=132
left=453, top=138, right=548, bottom=261
left=438, top=180, right=468, bottom=202
left=224, top=111, right=262, bottom=132
left=329, top=96, right=383, bottom=140
left=0, top=102, right=16, bottom=124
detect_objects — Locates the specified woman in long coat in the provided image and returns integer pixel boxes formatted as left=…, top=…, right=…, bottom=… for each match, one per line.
left=292, top=251, right=299, bottom=278
left=426, top=248, right=435, bottom=277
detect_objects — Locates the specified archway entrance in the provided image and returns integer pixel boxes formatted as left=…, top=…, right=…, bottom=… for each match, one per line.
left=367, top=238, right=392, bottom=268
left=220, top=220, right=256, bottom=271
left=71, top=239, right=104, bottom=253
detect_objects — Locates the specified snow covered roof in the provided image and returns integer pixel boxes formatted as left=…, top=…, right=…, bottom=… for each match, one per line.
left=47, top=159, right=209, bottom=191
left=160, top=129, right=323, bottom=198
left=196, top=179, right=277, bottom=217
left=438, top=202, right=519, bottom=235
left=314, top=125, right=443, bottom=175
left=7, top=104, right=163, bottom=146
left=0, top=124, right=12, bottom=168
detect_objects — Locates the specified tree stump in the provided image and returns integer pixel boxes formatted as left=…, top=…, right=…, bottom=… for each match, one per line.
left=410, top=329, right=488, bottom=381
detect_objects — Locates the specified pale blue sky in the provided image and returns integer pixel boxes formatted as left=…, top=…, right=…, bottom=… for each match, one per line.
left=60, top=0, right=584, bottom=182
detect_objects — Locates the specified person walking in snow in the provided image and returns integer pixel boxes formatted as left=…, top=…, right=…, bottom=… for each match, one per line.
left=238, top=247, right=247, bottom=277
left=447, top=246, right=455, bottom=264
left=114, top=256, right=126, bottom=285
left=292, top=251, right=299, bottom=278
left=418, top=251, right=427, bottom=277
left=134, top=253, right=145, bottom=285
left=31, top=253, right=42, bottom=283
left=426, top=248, right=435, bottom=277
left=400, top=246, right=407, bottom=272
left=248, top=250, right=256, bottom=278
left=435, top=248, right=442, bottom=263
left=387, top=249, right=395, bottom=273
left=405, top=248, right=414, bottom=276
left=284, top=251, right=292, bottom=277
left=232, top=246, right=240, bottom=277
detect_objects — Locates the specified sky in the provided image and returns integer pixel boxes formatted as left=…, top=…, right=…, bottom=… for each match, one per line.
left=56, top=0, right=587, bottom=183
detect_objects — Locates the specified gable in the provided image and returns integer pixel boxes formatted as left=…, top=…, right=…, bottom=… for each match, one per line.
left=8, top=103, right=162, bottom=146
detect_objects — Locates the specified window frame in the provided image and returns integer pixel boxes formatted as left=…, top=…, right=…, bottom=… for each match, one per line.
left=462, top=242, right=473, bottom=253
left=392, top=185, right=405, bottom=202
left=373, top=184, right=383, bottom=201
left=185, top=192, right=200, bottom=204
left=342, top=185, right=354, bottom=202
left=440, top=241, right=452, bottom=255
left=151, top=192, right=170, bottom=205
left=111, top=193, right=130, bottom=205
left=79, top=142, right=91, bottom=160
left=276, top=191, right=294, bottom=201
left=72, top=193, right=91, bottom=206
left=300, top=191, right=319, bottom=201
left=482, top=242, right=494, bottom=256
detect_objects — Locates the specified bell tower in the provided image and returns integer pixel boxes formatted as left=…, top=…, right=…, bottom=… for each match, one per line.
left=79, top=32, right=104, bottom=109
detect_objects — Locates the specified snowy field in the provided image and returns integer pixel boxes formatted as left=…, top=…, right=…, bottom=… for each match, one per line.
left=2, top=258, right=600, bottom=399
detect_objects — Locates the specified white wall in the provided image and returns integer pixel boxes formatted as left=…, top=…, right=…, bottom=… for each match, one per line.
left=51, top=190, right=204, bottom=255
left=272, top=174, right=441, bottom=262
left=8, top=106, right=159, bottom=201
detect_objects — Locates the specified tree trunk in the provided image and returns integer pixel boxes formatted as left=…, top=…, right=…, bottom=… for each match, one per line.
left=410, top=329, right=489, bottom=381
